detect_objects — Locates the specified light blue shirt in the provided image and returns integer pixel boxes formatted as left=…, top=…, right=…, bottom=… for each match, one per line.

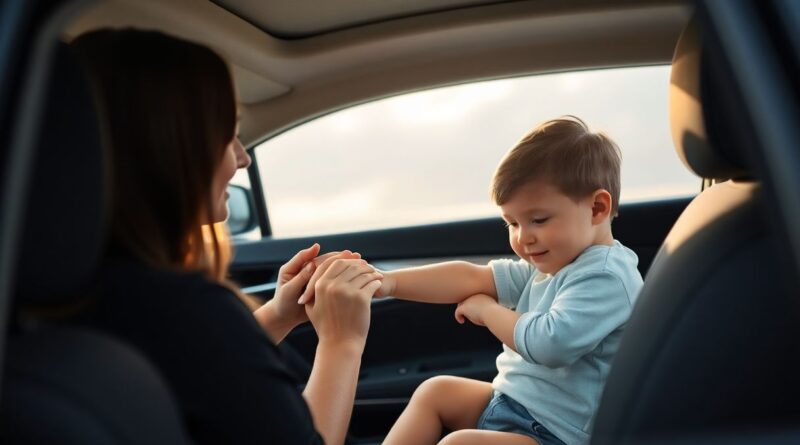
left=490, top=240, right=642, bottom=445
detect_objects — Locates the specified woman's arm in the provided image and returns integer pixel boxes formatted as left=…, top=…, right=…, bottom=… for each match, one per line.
left=301, top=256, right=382, bottom=445
left=253, top=301, right=305, bottom=344
left=303, top=340, right=363, bottom=445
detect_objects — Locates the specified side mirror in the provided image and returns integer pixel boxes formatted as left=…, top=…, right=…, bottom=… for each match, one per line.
left=226, top=184, right=257, bottom=235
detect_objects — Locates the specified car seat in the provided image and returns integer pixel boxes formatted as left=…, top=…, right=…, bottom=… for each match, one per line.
left=591, top=16, right=800, bottom=444
left=0, top=41, right=189, bottom=444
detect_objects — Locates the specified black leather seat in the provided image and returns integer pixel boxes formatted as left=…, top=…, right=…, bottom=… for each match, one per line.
left=0, top=42, right=189, bottom=444
left=591, top=18, right=800, bottom=444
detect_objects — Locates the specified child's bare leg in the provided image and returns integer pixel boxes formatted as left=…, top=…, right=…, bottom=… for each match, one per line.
left=383, top=376, right=493, bottom=445
left=438, top=430, right=539, bottom=445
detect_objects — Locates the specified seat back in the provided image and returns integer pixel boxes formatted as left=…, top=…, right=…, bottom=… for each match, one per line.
left=1, top=41, right=189, bottom=444
left=591, top=18, right=800, bottom=444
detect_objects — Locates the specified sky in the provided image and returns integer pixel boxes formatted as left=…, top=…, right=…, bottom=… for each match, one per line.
left=236, top=65, right=698, bottom=238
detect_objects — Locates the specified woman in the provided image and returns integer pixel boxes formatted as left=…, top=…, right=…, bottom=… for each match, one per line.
left=71, top=29, right=382, bottom=445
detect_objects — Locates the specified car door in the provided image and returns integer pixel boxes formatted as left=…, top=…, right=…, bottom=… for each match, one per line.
left=226, top=65, right=698, bottom=443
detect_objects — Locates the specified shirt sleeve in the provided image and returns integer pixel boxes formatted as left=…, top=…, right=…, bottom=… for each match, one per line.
left=513, top=271, right=632, bottom=368
left=137, top=283, right=324, bottom=445
left=490, top=258, right=534, bottom=309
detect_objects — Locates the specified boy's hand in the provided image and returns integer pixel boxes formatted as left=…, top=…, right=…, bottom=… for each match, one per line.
left=372, top=272, right=395, bottom=298
left=454, top=294, right=496, bottom=326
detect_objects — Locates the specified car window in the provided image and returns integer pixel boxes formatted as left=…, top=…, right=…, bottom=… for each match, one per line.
left=254, top=65, right=697, bottom=238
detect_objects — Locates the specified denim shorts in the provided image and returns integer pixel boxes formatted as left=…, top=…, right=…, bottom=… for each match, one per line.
left=476, top=391, right=567, bottom=445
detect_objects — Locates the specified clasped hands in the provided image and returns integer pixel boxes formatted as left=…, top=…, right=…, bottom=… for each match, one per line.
left=262, top=243, right=382, bottom=347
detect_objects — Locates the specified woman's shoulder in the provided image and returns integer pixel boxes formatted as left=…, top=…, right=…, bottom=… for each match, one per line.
left=102, top=257, right=237, bottom=303
left=88, top=256, right=282, bottom=374
left=103, top=256, right=220, bottom=289
left=91, top=257, right=257, bottom=334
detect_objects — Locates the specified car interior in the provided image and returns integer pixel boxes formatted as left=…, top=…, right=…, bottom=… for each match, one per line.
left=1, top=0, right=799, bottom=444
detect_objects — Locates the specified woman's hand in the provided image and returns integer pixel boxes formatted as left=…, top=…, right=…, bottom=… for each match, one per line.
left=298, top=252, right=378, bottom=304
left=304, top=256, right=383, bottom=350
left=254, top=244, right=360, bottom=342
left=454, top=293, right=497, bottom=326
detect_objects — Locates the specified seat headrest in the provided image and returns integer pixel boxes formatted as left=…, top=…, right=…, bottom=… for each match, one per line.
left=669, top=18, right=749, bottom=180
left=15, top=42, right=107, bottom=306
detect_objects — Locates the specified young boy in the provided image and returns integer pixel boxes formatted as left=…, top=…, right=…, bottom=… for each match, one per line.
left=378, top=116, right=644, bottom=445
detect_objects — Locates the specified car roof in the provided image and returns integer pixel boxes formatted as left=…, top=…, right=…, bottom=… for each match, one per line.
left=64, top=0, right=690, bottom=144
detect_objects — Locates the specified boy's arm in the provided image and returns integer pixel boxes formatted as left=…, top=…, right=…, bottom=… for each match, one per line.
left=378, top=261, right=497, bottom=303
left=482, top=303, right=520, bottom=352
left=454, top=294, right=519, bottom=352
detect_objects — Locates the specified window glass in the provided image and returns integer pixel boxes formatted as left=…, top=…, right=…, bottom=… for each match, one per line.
left=255, top=66, right=697, bottom=238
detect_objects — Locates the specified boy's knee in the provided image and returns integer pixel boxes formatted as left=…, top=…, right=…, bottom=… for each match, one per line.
left=437, top=430, right=475, bottom=445
left=413, top=375, right=458, bottom=403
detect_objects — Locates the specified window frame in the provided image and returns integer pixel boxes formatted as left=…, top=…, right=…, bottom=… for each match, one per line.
left=244, top=64, right=701, bottom=241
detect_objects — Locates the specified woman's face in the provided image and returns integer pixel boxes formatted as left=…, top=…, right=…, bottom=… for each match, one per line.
left=210, top=134, right=251, bottom=223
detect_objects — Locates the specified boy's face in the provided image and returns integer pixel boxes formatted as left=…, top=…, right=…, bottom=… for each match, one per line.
left=500, top=181, right=600, bottom=275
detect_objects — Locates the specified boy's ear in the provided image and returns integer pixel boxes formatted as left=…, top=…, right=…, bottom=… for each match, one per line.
left=590, top=189, right=613, bottom=224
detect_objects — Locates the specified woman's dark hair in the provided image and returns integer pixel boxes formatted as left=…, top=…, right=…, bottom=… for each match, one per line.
left=72, top=29, right=237, bottom=280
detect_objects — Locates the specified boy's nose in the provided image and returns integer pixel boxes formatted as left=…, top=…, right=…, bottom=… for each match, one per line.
left=518, top=228, right=535, bottom=245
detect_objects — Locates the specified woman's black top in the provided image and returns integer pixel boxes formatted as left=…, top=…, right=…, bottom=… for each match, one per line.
left=78, top=257, right=324, bottom=444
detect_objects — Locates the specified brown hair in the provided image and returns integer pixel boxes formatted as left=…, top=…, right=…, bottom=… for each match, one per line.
left=72, top=29, right=236, bottom=281
left=491, top=116, right=622, bottom=218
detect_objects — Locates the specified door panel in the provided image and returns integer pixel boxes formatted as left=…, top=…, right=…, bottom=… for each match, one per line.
left=230, top=196, right=691, bottom=441
left=232, top=197, right=690, bottom=288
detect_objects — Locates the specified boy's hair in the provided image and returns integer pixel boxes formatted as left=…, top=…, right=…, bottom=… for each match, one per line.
left=491, top=116, right=622, bottom=218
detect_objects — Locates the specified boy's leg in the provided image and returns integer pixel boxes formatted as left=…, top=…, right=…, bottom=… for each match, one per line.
left=382, top=376, right=493, bottom=445
left=438, top=430, right=539, bottom=445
